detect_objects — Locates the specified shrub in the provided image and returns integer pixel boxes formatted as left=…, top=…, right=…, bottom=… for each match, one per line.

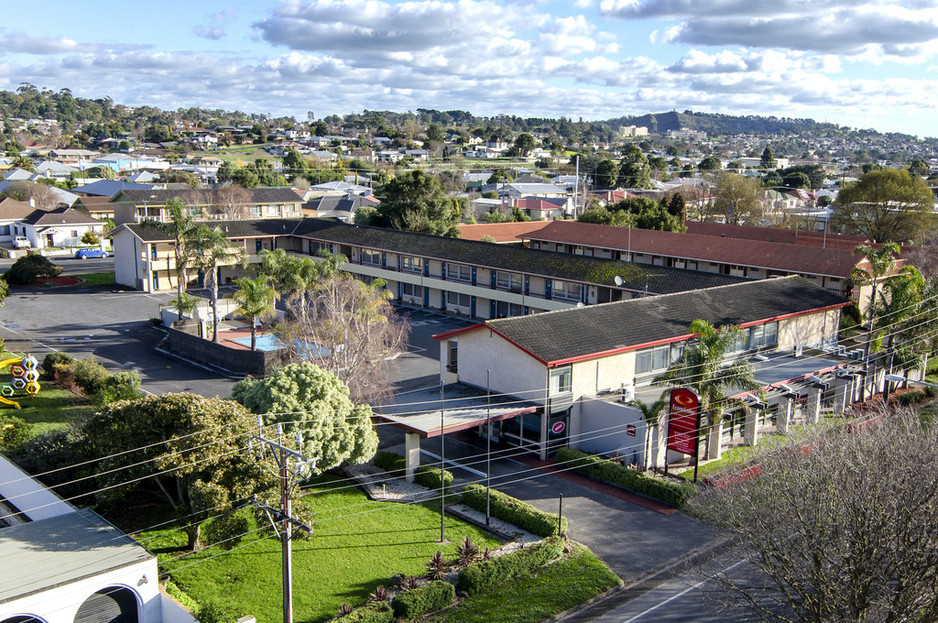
left=202, top=508, right=252, bottom=550
left=0, top=415, right=31, bottom=452
left=331, top=602, right=394, bottom=623
left=426, top=550, right=448, bottom=581
left=391, top=580, right=455, bottom=618
left=4, top=254, right=62, bottom=285
left=457, top=536, right=565, bottom=595
left=899, top=390, right=927, bottom=406
left=925, top=385, right=938, bottom=399
left=93, top=371, right=142, bottom=406
left=81, top=231, right=99, bottom=245
left=456, top=536, right=479, bottom=566
left=42, top=352, right=74, bottom=379
left=373, top=451, right=452, bottom=490
left=71, top=357, right=109, bottom=396
left=197, top=600, right=243, bottom=623
left=461, top=485, right=566, bottom=537
left=555, top=447, right=696, bottom=507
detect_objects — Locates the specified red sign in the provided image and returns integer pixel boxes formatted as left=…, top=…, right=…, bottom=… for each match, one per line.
left=551, top=420, right=566, bottom=434
left=667, top=388, right=700, bottom=456
left=626, top=424, right=636, bottom=437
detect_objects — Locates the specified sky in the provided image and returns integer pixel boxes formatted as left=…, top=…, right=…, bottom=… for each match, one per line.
left=3, top=0, right=938, bottom=137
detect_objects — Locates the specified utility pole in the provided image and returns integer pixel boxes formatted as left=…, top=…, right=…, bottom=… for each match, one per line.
left=249, top=418, right=316, bottom=623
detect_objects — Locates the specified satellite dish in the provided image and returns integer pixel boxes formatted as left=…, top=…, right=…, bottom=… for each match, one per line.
left=614, top=275, right=623, bottom=286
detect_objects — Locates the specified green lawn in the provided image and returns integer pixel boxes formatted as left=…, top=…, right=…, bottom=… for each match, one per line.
left=6, top=385, right=92, bottom=434
left=139, top=476, right=501, bottom=623
left=72, top=272, right=117, bottom=288
left=424, top=543, right=621, bottom=623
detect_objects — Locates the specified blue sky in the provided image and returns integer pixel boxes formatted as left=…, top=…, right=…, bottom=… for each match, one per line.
left=4, top=0, right=938, bottom=137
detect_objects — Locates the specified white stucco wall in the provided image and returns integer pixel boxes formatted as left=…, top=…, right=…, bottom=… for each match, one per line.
left=576, top=397, right=647, bottom=464
left=777, top=309, right=841, bottom=350
left=447, top=327, right=547, bottom=402
left=570, top=351, right=636, bottom=401
left=113, top=229, right=143, bottom=291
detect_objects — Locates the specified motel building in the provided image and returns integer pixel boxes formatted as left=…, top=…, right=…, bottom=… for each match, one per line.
left=373, top=277, right=883, bottom=480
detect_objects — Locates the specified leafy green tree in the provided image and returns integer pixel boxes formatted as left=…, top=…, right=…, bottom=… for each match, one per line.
left=231, top=362, right=379, bottom=470
left=3, top=254, right=61, bottom=285
left=617, top=145, right=652, bottom=188
left=655, top=320, right=761, bottom=460
left=375, top=170, right=461, bottom=236
left=187, top=225, right=245, bottom=342
left=667, top=193, right=687, bottom=223
left=168, top=291, right=198, bottom=321
left=0, top=278, right=8, bottom=307
left=282, top=148, right=308, bottom=181
left=513, top=133, right=536, bottom=156
left=0, top=415, right=31, bottom=452
left=85, top=165, right=117, bottom=180
left=232, top=276, right=278, bottom=350
left=908, top=157, right=930, bottom=177
left=150, top=198, right=198, bottom=304
left=782, top=171, right=810, bottom=189
left=760, top=146, right=776, bottom=169
left=83, top=393, right=271, bottom=550
left=698, top=156, right=721, bottom=172
left=713, top=172, right=763, bottom=225
left=832, top=168, right=936, bottom=244
left=594, top=159, right=619, bottom=187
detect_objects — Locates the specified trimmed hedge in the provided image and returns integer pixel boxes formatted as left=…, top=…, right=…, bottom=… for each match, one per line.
left=372, top=451, right=453, bottom=490
left=457, top=536, right=565, bottom=596
left=899, top=390, right=927, bottom=406
left=391, top=580, right=455, bottom=618
left=556, top=447, right=696, bottom=506
left=461, top=485, right=566, bottom=537
left=332, top=603, right=394, bottom=623
left=41, top=352, right=74, bottom=379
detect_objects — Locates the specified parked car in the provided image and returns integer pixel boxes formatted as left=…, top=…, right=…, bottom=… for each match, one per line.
left=12, top=236, right=30, bottom=249
left=75, top=248, right=109, bottom=259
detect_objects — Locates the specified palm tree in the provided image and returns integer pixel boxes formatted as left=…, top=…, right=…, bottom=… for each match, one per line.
left=187, top=225, right=244, bottom=342
left=655, top=319, right=761, bottom=460
left=629, top=398, right=668, bottom=470
left=232, top=276, right=278, bottom=350
left=852, top=242, right=902, bottom=398
left=147, top=198, right=198, bottom=303
left=168, top=291, right=199, bottom=323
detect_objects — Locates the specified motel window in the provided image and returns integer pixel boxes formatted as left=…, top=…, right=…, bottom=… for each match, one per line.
left=249, top=206, right=262, bottom=217
left=447, top=263, right=472, bottom=282
left=402, top=283, right=423, bottom=298
left=402, top=256, right=423, bottom=273
left=361, top=249, right=381, bottom=265
left=446, top=291, right=471, bottom=308
left=636, top=343, right=682, bottom=375
left=266, top=205, right=279, bottom=216
left=497, top=271, right=523, bottom=292
left=494, top=301, right=524, bottom=318
left=549, top=366, right=572, bottom=394
left=552, top=280, right=583, bottom=301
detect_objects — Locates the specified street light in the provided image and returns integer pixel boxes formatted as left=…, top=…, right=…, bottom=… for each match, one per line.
left=884, top=374, right=938, bottom=391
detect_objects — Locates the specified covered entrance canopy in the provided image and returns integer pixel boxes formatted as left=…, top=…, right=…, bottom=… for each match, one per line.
left=374, top=383, right=540, bottom=481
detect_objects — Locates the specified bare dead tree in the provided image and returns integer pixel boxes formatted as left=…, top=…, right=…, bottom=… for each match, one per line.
left=3, top=181, right=60, bottom=210
left=691, top=406, right=938, bottom=623
left=281, top=276, right=408, bottom=404
left=213, top=184, right=251, bottom=219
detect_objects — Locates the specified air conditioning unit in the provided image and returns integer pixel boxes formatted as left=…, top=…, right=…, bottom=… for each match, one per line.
left=620, top=383, right=635, bottom=403
left=793, top=344, right=804, bottom=358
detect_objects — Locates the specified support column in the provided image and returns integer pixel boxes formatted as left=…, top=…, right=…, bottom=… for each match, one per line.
left=539, top=409, right=549, bottom=460
left=777, top=395, right=793, bottom=436
left=834, top=377, right=852, bottom=414
left=806, top=386, right=822, bottom=425
left=707, top=420, right=723, bottom=460
left=743, top=407, right=760, bottom=446
left=404, top=433, right=421, bottom=483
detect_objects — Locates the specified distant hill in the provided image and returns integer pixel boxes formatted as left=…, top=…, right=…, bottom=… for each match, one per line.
left=607, top=110, right=835, bottom=136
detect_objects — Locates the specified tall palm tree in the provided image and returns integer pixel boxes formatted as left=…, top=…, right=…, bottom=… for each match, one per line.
left=655, top=319, right=761, bottom=460
left=148, top=198, right=198, bottom=303
left=187, top=225, right=244, bottom=342
left=232, top=276, right=278, bottom=351
left=629, top=398, right=668, bottom=470
left=852, top=242, right=902, bottom=398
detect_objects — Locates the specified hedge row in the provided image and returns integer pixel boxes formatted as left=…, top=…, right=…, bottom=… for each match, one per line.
left=43, top=352, right=141, bottom=406
left=391, top=581, right=455, bottom=618
left=461, top=484, right=566, bottom=537
left=332, top=603, right=394, bottom=623
left=555, top=447, right=696, bottom=506
left=372, top=451, right=453, bottom=490
left=457, top=536, right=565, bottom=596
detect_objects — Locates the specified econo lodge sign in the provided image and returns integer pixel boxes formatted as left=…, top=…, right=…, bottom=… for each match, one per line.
left=667, top=388, right=700, bottom=457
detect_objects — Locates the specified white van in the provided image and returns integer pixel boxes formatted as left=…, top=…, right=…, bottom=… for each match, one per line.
left=12, top=236, right=30, bottom=249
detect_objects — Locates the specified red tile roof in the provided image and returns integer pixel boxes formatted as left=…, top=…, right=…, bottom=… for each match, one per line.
left=520, top=220, right=865, bottom=278
left=684, top=221, right=870, bottom=251
left=458, top=221, right=553, bottom=243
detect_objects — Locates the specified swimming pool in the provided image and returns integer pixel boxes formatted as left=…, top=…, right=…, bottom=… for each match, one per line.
left=231, top=334, right=332, bottom=359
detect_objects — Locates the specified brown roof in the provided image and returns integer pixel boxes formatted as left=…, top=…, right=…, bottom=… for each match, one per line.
left=0, top=197, right=40, bottom=220
left=458, top=221, right=552, bottom=243
left=684, top=221, right=870, bottom=251
left=520, top=220, right=864, bottom=279
left=73, top=196, right=113, bottom=212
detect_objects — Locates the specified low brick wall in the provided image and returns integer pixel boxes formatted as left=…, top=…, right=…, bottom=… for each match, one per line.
left=164, top=325, right=292, bottom=377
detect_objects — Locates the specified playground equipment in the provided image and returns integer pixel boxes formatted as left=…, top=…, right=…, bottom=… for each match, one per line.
left=0, top=355, right=40, bottom=408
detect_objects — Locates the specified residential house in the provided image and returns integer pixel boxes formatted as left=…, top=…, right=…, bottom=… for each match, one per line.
left=459, top=221, right=552, bottom=243
left=512, top=196, right=568, bottom=220
left=74, top=180, right=156, bottom=198
left=0, top=198, right=40, bottom=245
left=34, top=160, right=76, bottom=179
left=72, top=196, right=116, bottom=222
left=14, top=208, right=106, bottom=249
left=302, top=193, right=379, bottom=221
left=48, top=149, right=99, bottom=169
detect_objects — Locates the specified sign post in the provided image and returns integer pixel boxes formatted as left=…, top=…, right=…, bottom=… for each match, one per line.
left=665, top=388, right=701, bottom=481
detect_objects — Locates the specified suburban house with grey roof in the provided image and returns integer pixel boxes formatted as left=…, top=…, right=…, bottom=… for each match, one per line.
left=14, top=208, right=106, bottom=250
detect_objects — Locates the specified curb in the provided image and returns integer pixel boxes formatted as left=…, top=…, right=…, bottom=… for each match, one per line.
left=549, top=534, right=740, bottom=622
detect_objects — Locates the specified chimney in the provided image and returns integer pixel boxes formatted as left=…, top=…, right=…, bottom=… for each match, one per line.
left=28, top=197, right=35, bottom=208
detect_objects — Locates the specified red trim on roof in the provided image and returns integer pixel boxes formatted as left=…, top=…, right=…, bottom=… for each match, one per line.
left=433, top=323, right=486, bottom=341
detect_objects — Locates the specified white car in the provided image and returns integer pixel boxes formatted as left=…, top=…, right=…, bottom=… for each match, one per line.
left=12, top=236, right=30, bottom=249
